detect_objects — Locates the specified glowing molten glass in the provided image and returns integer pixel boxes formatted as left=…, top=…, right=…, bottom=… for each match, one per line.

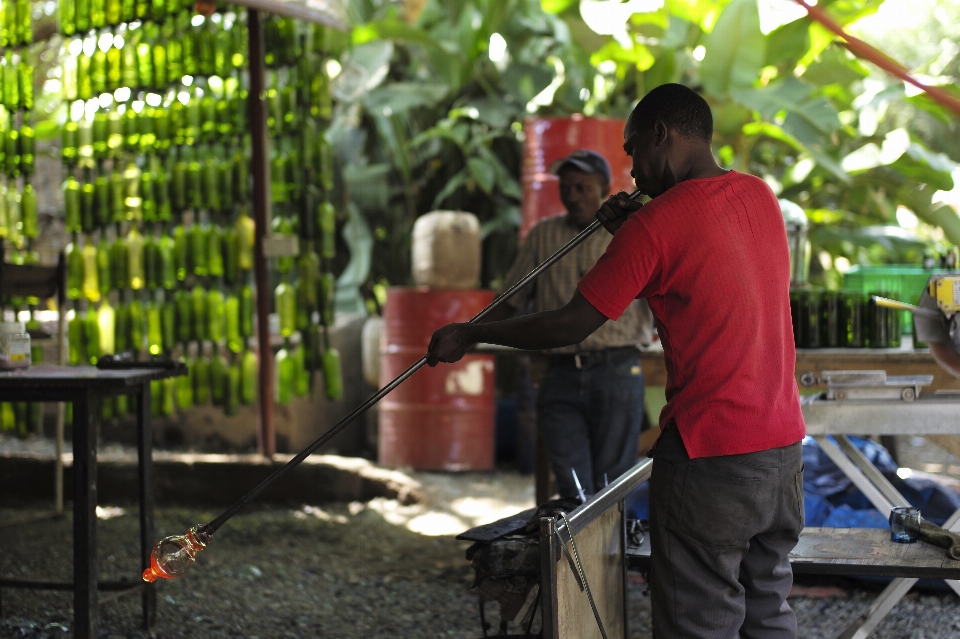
left=142, top=527, right=208, bottom=583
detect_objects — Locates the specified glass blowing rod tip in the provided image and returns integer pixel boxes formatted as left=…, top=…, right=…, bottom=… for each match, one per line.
left=142, top=526, right=209, bottom=583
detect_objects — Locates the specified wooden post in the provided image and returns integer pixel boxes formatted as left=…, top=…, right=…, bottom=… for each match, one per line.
left=247, top=8, right=275, bottom=457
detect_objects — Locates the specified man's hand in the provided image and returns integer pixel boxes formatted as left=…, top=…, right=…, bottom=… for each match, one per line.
left=426, top=323, right=477, bottom=367
left=597, top=191, right=642, bottom=235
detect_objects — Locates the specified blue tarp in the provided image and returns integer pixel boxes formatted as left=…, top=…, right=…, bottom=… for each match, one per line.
left=626, top=436, right=960, bottom=528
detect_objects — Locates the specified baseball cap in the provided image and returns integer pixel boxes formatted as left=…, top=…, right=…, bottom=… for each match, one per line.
left=548, top=149, right=612, bottom=185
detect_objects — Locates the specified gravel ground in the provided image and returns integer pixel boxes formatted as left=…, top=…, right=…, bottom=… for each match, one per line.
left=3, top=469, right=960, bottom=638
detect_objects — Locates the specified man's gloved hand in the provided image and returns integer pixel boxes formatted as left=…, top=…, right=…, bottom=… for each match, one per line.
left=426, top=323, right=476, bottom=367
left=597, top=191, right=643, bottom=235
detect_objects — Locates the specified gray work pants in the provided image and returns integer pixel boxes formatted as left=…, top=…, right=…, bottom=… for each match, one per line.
left=649, top=423, right=804, bottom=639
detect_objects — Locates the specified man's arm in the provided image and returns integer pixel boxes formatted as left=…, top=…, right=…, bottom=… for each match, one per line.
left=426, top=290, right=607, bottom=366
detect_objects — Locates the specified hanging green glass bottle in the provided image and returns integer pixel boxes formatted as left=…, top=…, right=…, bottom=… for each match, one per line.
left=140, top=166, right=156, bottom=222
left=94, top=171, right=110, bottom=228
left=225, top=354, right=240, bottom=416
left=121, top=37, right=138, bottom=90
left=146, top=299, right=162, bottom=355
left=321, top=332, right=342, bottom=401
left=275, top=342, right=293, bottom=405
left=207, top=286, right=224, bottom=342
left=202, top=152, right=219, bottom=209
left=224, top=290, right=240, bottom=353
left=68, top=306, right=85, bottom=365
left=210, top=343, right=227, bottom=406
left=192, top=283, right=207, bottom=342
left=144, top=232, right=160, bottom=289
left=85, top=307, right=101, bottom=365
left=18, top=60, right=33, bottom=111
left=155, top=162, right=171, bottom=221
left=222, top=222, right=237, bottom=284
left=182, top=16, right=198, bottom=76
left=319, top=272, right=335, bottom=327
left=152, top=40, right=167, bottom=94
left=19, top=125, right=33, bottom=176
left=5, top=186, right=20, bottom=247
left=214, top=27, right=232, bottom=78
left=159, top=233, right=175, bottom=289
left=217, top=156, right=233, bottom=210
left=64, top=175, right=82, bottom=233
left=136, top=39, right=153, bottom=90
left=271, top=216, right=294, bottom=273
left=318, top=201, right=336, bottom=259
left=165, top=26, right=182, bottom=82
left=62, top=110, right=79, bottom=166
left=61, top=0, right=78, bottom=35
left=173, top=222, right=187, bottom=281
left=162, top=376, right=176, bottom=415
left=293, top=339, right=309, bottom=397
left=190, top=219, right=208, bottom=277
left=171, top=155, right=187, bottom=211
left=150, top=0, right=165, bottom=25
left=240, top=346, right=256, bottom=405
left=236, top=207, right=254, bottom=270
left=98, top=298, right=116, bottom=355
left=106, top=37, right=121, bottom=89
left=82, top=240, right=100, bottom=302
left=21, top=181, right=37, bottom=240
left=174, top=288, right=192, bottom=343
left=80, top=171, right=96, bottom=233
left=92, top=43, right=108, bottom=96
left=177, top=352, right=194, bottom=409
left=106, top=0, right=120, bottom=25
left=5, top=126, right=20, bottom=178
left=138, top=106, right=156, bottom=155
left=66, top=235, right=83, bottom=299
left=161, top=295, right=175, bottom=351
left=298, top=248, right=320, bottom=308
left=97, top=233, right=111, bottom=295
left=114, top=293, right=130, bottom=352
left=275, top=279, right=295, bottom=338
left=187, top=152, right=202, bottom=209
left=107, top=110, right=122, bottom=157
left=239, top=282, right=253, bottom=338
left=129, top=294, right=144, bottom=353
left=194, top=349, right=210, bottom=405
left=111, top=229, right=128, bottom=292
left=150, top=379, right=162, bottom=416
left=109, top=166, right=124, bottom=222
left=127, top=224, right=145, bottom=289
left=207, top=223, right=223, bottom=277
left=16, top=0, right=30, bottom=44
left=317, top=135, right=333, bottom=194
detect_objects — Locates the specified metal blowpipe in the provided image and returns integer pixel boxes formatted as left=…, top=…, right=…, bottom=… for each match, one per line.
left=142, top=189, right=643, bottom=584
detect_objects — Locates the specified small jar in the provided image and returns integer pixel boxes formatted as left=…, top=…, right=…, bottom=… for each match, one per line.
left=0, top=321, right=31, bottom=369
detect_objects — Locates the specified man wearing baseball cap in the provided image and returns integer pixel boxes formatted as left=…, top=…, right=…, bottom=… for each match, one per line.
left=481, top=148, right=654, bottom=500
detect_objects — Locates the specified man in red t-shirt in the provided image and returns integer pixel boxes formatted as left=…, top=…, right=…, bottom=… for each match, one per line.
left=427, top=83, right=806, bottom=638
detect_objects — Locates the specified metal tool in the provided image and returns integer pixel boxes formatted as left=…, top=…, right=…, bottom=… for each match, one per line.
left=188, top=189, right=643, bottom=542
left=572, top=468, right=587, bottom=503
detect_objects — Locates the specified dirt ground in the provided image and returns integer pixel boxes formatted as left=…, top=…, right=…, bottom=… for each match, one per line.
left=3, top=470, right=960, bottom=638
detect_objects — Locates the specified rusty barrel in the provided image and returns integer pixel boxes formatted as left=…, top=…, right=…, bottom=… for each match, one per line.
left=378, top=287, right=496, bottom=470
left=521, top=115, right=634, bottom=240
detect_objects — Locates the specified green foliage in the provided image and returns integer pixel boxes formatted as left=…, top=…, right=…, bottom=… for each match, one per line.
left=334, top=0, right=959, bottom=295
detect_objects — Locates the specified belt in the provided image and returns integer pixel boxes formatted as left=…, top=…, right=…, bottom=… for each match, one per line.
left=547, top=346, right=639, bottom=370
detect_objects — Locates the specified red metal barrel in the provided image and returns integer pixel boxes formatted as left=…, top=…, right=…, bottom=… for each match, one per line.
left=378, top=287, right=496, bottom=471
left=521, top=115, right=635, bottom=240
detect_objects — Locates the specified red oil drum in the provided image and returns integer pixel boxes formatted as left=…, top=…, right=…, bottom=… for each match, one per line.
left=378, top=287, right=496, bottom=470
left=521, top=115, right=635, bottom=240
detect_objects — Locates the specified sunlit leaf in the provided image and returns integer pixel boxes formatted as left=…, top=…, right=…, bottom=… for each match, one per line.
left=666, top=0, right=732, bottom=32
left=765, top=18, right=809, bottom=68
left=806, top=208, right=849, bottom=224
left=364, top=83, right=449, bottom=114
left=540, top=0, right=577, bottom=13
left=701, top=0, right=766, bottom=96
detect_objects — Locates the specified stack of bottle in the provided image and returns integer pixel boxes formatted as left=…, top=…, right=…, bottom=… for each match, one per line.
left=60, top=0, right=264, bottom=419
left=263, top=17, right=340, bottom=406
left=790, top=288, right=903, bottom=349
left=0, top=0, right=41, bottom=438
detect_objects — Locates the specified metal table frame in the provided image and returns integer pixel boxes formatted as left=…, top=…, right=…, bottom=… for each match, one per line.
left=801, top=394, right=960, bottom=639
left=0, top=364, right=184, bottom=639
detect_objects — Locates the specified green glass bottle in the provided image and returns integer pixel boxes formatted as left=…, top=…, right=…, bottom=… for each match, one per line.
left=106, top=0, right=120, bottom=25
left=106, top=37, right=121, bottom=89
left=92, top=43, right=108, bottom=96
left=322, top=338, right=342, bottom=401
left=62, top=110, right=79, bottom=166
left=192, top=283, right=207, bottom=342
left=82, top=240, right=100, bottom=302
left=127, top=224, right=145, bottom=289
left=122, top=160, right=142, bottom=222
left=121, top=0, right=134, bottom=25
left=77, top=47, right=92, bottom=101
left=80, top=171, right=96, bottom=233
left=214, top=27, right=232, bottom=78
left=5, top=127, right=20, bottom=178
left=224, top=354, right=240, bottom=416
left=16, top=0, right=31, bottom=44
left=176, top=353, right=194, bottom=409
left=0, top=183, right=7, bottom=240
left=182, top=16, right=198, bottom=76
left=114, top=293, right=130, bottom=352
left=174, top=288, right=192, bottom=343
left=162, top=376, right=176, bottom=415
left=155, top=162, right=171, bottom=221
left=199, top=23, right=215, bottom=76
left=275, top=280, right=295, bottom=338
left=239, top=282, right=253, bottom=338
left=271, top=216, right=294, bottom=274
left=18, top=60, right=33, bottom=111
left=68, top=306, right=85, bottom=365
left=21, top=182, right=37, bottom=240
left=150, top=379, right=162, bottom=416
left=194, top=350, right=210, bottom=405
left=121, top=36, right=139, bottom=89
left=144, top=232, right=160, bottom=289
left=222, top=223, right=237, bottom=284
left=190, top=220, right=209, bottom=277
left=298, top=248, right=320, bottom=308
left=232, top=145, right=248, bottom=201
left=146, top=299, right=162, bottom=355
left=217, top=156, right=233, bottom=209
left=202, top=152, right=218, bottom=209
left=109, top=167, right=124, bottom=222
left=293, top=339, right=309, bottom=397
left=207, top=286, right=224, bottom=342
left=269, top=153, right=286, bottom=204
left=317, top=135, right=333, bottom=194
left=173, top=223, right=187, bottom=281
left=152, top=39, right=167, bottom=91
left=107, top=109, right=123, bottom=157
left=85, top=307, right=101, bottom=365
left=76, top=0, right=91, bottom=36
left=129, top=294, right=144, bottom=352
left=236, top=207, right=254, bottom=270
left=136, top=40, right=153, bottom=90
left=210, top=343, right=227, bottom=406
left=61, top=0, right=77, bottom=35
left=122, top=107, right=140, bottom=154
left=97, top=233, right=111, bottom=295
left=94, top=171, right=110, bottom=227
left=207, top=223, right=223, bottom=277
left=138, top=107, right=156, bottom=155
left=111, top=229, right=129, bottom=290
left=19, top=126, right=34, bottom=176
left=98, top=298, right=115, bottom=355
left=150, top=0, right=165, bottom=25
left=275, top=342, right=293, bottom=405
left=225, top=290, right=240, bottom=353
left=66, top=236, right=84, bottom=299
left=319, top=272, right=335, bottom=327
left=240, top=346, right=256, bottom=405
left=5, top=186, right=20, bottom=246
left=159, top=233, right=175, bottom=289
left=161, top=295, right=175, bottom=350
left=141, top=167, right=156, bottom=223
left=165, top=26, right=182, bottom=82
left=187, top=153, right=202, bottom=209
left=171, top=156, right=187, bottom=211
left=64, top=175, right=82, bottom=233
left=318, top=202, right=336, bottom=259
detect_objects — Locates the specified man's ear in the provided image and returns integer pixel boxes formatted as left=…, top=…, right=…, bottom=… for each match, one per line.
left=653, top=120, right=667, bottom=146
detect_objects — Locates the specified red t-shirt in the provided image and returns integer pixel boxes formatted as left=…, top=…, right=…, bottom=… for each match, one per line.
left=578, top=171, right=805, bottom=459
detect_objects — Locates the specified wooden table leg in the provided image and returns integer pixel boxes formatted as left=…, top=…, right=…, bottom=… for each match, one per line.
left=136, top=383, right=156, bottom=634
left=72, top=390, right=98, bottom=639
